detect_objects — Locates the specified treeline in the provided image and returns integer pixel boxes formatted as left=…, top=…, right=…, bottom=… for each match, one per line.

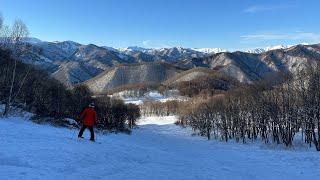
left=175, top=73, right=238, bottom=97
left=0, top=48, right=140, bottom=133
left=177, top=69, right=320, bottom=151
left=94, top=96, right=140, bottom=133
left=140, top=99, right=179, bottom=116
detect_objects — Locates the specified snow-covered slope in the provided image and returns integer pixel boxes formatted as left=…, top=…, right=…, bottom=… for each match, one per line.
left=1, top=115, right=320, bottom=180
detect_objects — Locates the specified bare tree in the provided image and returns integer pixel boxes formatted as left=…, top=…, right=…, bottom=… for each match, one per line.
left=178, top=67, right=320, bottom=151
left=0, top=15, right=29, bottom=116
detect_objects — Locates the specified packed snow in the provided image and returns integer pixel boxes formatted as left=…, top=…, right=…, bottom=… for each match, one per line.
left=112, top=90, right=187, bottom=105
left=1, top=114, right=320, bottom=180
left=136, top=116, right=177, bottom=125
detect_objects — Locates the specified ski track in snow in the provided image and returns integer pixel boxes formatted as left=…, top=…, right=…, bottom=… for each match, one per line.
left=1, top=116, right=320, bottom=180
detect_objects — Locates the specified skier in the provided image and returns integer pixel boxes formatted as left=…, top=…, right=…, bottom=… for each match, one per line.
left=78, top=103, right=98, bottom=141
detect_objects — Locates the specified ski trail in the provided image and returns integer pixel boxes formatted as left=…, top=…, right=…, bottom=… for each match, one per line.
left=1, top=116, right=320, bottom=180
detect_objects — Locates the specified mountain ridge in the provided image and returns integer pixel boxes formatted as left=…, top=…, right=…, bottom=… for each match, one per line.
left=15, top=38, right=320, bottom=89
left=23, top=37, right=302, bottom=55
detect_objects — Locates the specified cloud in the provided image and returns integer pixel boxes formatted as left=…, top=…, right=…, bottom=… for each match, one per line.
left=142, top=40, right=151, bottom=47
left=241, top=32, right=320, bottom=43
left=244, top=4, right=294, bottom=13
left=141, top=40, right=173, bottom=48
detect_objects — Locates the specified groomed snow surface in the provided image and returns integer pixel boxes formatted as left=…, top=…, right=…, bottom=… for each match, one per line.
left=1, top=115, right=320, bottom=180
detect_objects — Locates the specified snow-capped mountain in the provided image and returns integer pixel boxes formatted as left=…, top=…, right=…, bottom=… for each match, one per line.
left=191, top=48, right=227, bottom=54
left=118, top=46, right=152, bottom=55
left=101, top=46, right=120, bottom=53
left=177, top=44, right=320, bottom=83
left=115, top=46, right=208, bottom=63
left=16, top=38, right=318, bottom=86
left=18, top=41, right=136, bottom=84
left=244, top=44, right=304, bottom=54
left=85, top=43, right=320, bottom=93
left=144, top=47, right=205, bottom=62
left=23, top=37, right=43, bottom=44
left=103, top=46, right=200, bottom=63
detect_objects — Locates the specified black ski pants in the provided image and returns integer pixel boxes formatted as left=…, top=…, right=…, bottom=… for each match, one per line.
left=78, top=125, right=94, bottom=140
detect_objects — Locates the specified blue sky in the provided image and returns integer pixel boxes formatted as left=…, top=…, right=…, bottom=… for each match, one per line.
left=1, top=0, right=320, bottom=50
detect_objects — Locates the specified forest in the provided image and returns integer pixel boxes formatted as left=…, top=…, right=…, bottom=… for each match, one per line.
left=176, top=69, right=320, bottom=151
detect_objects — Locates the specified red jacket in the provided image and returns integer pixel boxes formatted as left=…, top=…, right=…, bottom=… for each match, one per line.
left=79, top=107, right=97, bottom=126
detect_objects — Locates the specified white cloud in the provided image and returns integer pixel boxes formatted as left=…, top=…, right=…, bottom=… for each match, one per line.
left=141, top=40, right=173, bottom=48
left=244, top=4, right=294, bottom=13
left=159, top=43, right=171, bottom=48
left=142, top=40, right=151, bottom=47
left=241, top=32, right=320, bottom=43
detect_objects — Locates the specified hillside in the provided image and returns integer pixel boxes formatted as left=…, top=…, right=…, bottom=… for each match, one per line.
left=15, top=39, right=320, bottom=86
left=177, top=44, right=320, bottom=83
left=84, top=62, right=183, bottom=93
left=83, top=44, right=320, bottom=92
left=18, top=42, right=136, bottom=84
left=164, top=67, right=216, bottom=85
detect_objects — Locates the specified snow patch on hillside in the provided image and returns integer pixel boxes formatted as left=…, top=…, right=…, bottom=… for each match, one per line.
left=112, top=90, right=187, bottom=105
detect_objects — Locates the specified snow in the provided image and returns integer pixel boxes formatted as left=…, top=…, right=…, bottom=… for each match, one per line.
left=102, top=46, right=120, bottom=53
left=113, top=90, right=187, bottom=105
left=191, top=47, right=227, bottom=54
left=116, top=44, right=303, bottom=56
left=117, top=46, right=151, bottom=55
left=63, top=118, right=79, bottom=126
left=117, top=53, right=128, bottom=60
left=1, top=99, right=320, bottom=180
left=23, top=37, right=42, bottom=44
left=137, top=115, right=177, bottom=125
left=245, top=44, right=294, bottom=54
left=1, top=115, right=320, bottom=180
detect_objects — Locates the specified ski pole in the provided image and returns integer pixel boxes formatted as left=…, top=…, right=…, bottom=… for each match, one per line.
left=71, top=119, right=81, bottom=139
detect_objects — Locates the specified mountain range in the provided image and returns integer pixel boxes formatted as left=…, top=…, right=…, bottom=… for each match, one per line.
left=14, top=38, right=320, bottom=93
left=17, top=38, right=231, bottom=84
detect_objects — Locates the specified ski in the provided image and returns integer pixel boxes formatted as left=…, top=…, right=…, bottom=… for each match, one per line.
left=70, top=137, right=102, bottom=144
left=77, top=137, right=102, bottom=144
